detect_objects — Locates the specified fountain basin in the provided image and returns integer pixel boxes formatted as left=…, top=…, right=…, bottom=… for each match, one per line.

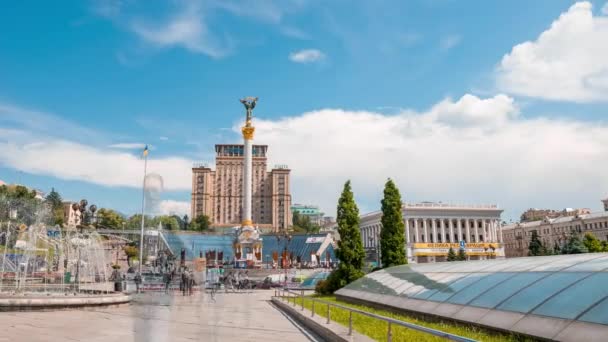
left=0, top=293, right=130, bottom=311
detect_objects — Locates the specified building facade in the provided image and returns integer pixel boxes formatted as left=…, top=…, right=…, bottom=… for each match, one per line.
left=62, top=201, right=81, bottom=227
left=360, top=202, right=504, bottom=263
left=502, top=211, right=608, bottom=258
left=520, top=207, right=591, bottom=222
left=291, top=204, right=324, bottom=225
left=191, top=144, right=292, bottom=232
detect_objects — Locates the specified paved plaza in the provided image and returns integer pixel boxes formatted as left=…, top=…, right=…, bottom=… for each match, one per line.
left=0, top=291, right=318, bottom=342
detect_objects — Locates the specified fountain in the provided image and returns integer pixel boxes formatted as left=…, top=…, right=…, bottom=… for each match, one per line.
left=0, top=198, right=130, bottom=310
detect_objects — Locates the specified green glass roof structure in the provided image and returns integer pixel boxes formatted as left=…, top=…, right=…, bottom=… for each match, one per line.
left=336, top=253, right=608, bottom=341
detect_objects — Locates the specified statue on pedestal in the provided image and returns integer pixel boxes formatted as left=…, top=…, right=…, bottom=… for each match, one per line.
left=240, top=97, right=258, bottom=126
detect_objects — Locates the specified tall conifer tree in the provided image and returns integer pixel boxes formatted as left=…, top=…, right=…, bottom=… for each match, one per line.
left=323, top=181, right=366, bottom=293
left=380, top=179, right=407, bottom=267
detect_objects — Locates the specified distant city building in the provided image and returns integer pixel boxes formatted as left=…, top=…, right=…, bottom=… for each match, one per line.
left=33, top=189, right=45, bottom=200
left=291, top=204, right=324, bottom=225
left=520, top=207, right=590, bottom=222
left=360, top=201, right=504, bottom=263
left=603, top=198, right=608, bottom=212
left=320, top=216, right=336, bottom=231
left=62, top=201, right=81, bottom=227
left=503, top=208, right=608, bottom=258
left=191, top=144, right=292, bottom=232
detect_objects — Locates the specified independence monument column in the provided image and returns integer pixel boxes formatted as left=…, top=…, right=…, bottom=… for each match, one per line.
left=241, top=96, right=256, bottom=228
left=234, top=97, right=263, bottom=268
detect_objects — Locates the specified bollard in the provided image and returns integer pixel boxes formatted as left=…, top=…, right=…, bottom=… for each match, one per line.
left=312, top=300, right=315, bottom=317
left=387, top=322, right=392, bottom=342
left=326, top=303, right=330, bottom=324
left=348, top=311, right=353, bottom=336
left=301, top=290, right=304, bottom=311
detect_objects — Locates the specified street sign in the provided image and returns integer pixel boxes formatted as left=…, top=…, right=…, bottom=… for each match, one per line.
left=459, top=240, right=466, bottom=250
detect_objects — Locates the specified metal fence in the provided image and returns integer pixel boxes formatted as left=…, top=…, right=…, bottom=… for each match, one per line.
left=273, top=289, right=477, bottom=342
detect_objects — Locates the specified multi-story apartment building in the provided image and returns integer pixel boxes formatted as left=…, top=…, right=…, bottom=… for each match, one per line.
left=503, top=199, right=608, bottom=257
left=191, top=144, right=292, bottom=232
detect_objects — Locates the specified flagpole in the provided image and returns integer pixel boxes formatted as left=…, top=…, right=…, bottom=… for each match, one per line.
left=138, top=151, right=148, bottom=277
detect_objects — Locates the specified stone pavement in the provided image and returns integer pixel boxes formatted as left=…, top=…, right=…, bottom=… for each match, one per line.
left=0, top=291, right=317, bottom=342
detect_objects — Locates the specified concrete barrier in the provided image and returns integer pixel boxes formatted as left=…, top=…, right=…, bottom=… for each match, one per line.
left=271, top=297, right=373, bottom=342
left=0, top=294, right=131, bottom=311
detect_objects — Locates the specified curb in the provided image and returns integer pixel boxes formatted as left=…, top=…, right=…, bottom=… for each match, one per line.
left=271, top=298, right=374, bottom=342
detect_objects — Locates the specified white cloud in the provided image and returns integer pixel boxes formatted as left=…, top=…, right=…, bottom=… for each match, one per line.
left=130, top=2, right=232, bottom=58
left=289, top=49, right=325, bottom=63
left=0, top=130, right=192, bottom=191
left=439, top=34, right=461, bottom=50
left=602, top=3, right=608, bottom=15
left=496, top=2, right=608, bottom=102
left=159, top=200, right=190, bottom=217
left=108, top=143, right=148, bottom=149
left=246, top=94, right=608, bottom=219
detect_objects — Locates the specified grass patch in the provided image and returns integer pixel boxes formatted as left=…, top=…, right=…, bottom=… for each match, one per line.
left=279, top=294, right=533, bottom=342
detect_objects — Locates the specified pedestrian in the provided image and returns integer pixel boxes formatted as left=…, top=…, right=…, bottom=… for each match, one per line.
left=181, top=270, right=188, bottom=296
left=188, top=270, right=195, bottom=296
left=164, top=272, right=171, bottom=294
left=134, top=273, right=142, bottom=293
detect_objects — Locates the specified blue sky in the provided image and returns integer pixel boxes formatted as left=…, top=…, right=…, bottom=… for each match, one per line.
left=1, top=0, right=608, bottom=221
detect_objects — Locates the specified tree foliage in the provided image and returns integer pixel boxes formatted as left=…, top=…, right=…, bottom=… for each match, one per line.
left=123, top=245, right=139, bottom=266
left=189, top=215, right=211, bottom=231
left=528, top=230, right=544, bottom=256
left=447, top=247, right=457, bottom=261
left=320, top=181, right=365, bottom=294
left=45, top=188, right=63, bottom=210
left=457, top=249, right=467, bottom=261
left=291, top=211, right=321, bottom=234
left=44, top=188, right=65, bottom=226
left=583, top=233, right=603, bottom=253
left=562, top=234, right=588, bottom=254
left=380, top=178, right=406, bottom=267
left=97, top=208, right=126, bottom=229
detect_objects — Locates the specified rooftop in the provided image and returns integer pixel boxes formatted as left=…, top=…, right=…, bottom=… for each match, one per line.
left=337, top=253, right=608, bottom=341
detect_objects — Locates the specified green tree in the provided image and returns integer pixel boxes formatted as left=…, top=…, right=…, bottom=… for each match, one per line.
left=190, top=215, right=211, bottom=231
left=379, top=178, right=407, bottom=267
left=13, top=185, right=36, bottom=199
left=583, top=233, right=603, bottom=252
left=97, top=208, right=125, bottom=229
left=447, top=247, right=457, bottom=261
left=158, top=215, right=180, bottom=230
left=183, top=215, right=189, bottom=230
left=553, top=242, right=562, bottom=255
left=126, top=214, right=153, bottom=229
left=562, top=234, right=588, bottom=254
left=320, top=181, right=365, bottom=294
left=528, top=230, right=544, bottom=256
left=457, top=249, right=467, bottom=261
left=601, top=241, right=608, bottom=252
left=291, top=211, right=321, bottom=234
left=45, top=188, right=63, bottom=210
left=123, top=245, right=139, bottom=266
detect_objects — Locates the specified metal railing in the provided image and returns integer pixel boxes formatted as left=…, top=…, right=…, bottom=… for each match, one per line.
left=273, top=289, right=477, bottom=342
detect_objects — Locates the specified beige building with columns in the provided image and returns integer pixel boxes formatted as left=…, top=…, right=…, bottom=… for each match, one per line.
left=191, top=144, right=292, bottom=232
left=502, top=211, right=608, bottom=258
left=360, top=202, right=504, bottom=263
